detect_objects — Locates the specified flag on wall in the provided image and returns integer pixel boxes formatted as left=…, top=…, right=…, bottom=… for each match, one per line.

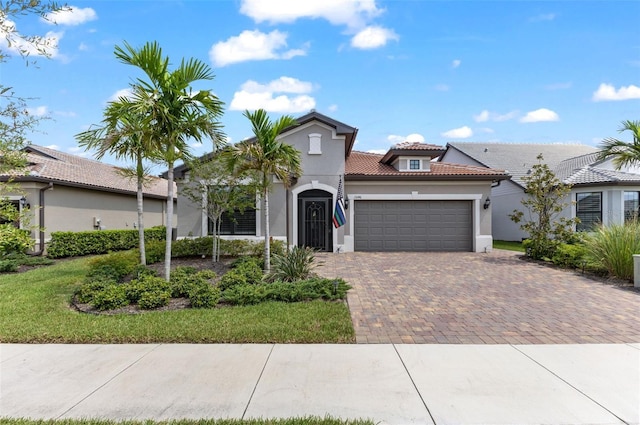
left=333, top=176, right=346, bottom=228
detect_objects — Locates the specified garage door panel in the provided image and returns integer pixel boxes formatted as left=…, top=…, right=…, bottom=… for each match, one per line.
left=354, top=200, right=472, bottom=252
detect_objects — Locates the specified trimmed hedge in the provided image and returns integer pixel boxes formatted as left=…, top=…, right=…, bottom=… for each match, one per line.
left=47, top=226, right=166, bottom=258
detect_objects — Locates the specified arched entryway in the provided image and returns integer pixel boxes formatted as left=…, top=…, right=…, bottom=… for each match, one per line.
left=297, top=189, right=333, bottom=252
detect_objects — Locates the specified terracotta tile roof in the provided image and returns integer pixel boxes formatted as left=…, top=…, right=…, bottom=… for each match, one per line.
left=2, top=145, right=173, bottom=199
left=346, top=151, right=509, bottom=179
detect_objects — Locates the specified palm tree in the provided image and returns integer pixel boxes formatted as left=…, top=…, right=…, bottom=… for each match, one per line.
left=597, top=120, right=640, bottom=169
left=113, top=41, right=225, bottom=280
left=225, top=109, right=302, bottom=272
left=76, top=100, right=156, bottom=265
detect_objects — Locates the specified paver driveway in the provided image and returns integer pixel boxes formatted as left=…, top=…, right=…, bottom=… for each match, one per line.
left=314, top=250, right=640, bottom=344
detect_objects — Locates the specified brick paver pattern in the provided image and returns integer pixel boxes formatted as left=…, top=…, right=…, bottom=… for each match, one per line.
left=314, top=250, right=640, bottom=344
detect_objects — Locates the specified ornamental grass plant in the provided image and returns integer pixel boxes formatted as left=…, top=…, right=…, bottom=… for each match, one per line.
left=583, top=219, right=640, bottom=281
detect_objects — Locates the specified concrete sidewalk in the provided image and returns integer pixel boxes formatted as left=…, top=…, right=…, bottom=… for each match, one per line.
left=1, top=343, right=638, bottom=424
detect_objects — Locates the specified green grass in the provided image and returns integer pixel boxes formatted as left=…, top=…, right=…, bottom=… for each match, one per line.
left=0, top=257, right=355, bottom=343
left=493, top=240, right=525, bottom=252
left=0, top=419, right=374, bottom=425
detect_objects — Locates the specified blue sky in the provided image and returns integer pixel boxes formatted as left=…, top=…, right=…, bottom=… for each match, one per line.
left=4, top=0, right=640, bottom=169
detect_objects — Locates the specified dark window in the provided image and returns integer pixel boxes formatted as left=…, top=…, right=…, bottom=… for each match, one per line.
left=409, top=159, right=420, bottom=170
left=624, top=191, right=639, bottom=222
left=210, top=208, right=256, bottom=235
left=576, top=192, right=602, bottom=231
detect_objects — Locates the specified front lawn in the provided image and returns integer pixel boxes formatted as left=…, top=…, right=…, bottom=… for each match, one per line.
left=493, top=240, right=525, bottom=252
left=0, top=257, right=355, bottom=343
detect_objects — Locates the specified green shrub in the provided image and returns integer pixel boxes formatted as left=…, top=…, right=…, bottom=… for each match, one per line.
left=0, top=259, right=19, bottom=273
left=0, top=224, right=32, bottom=257
left=76, top=277, right=117, bottom=304
left=87, top=250, right=138, bottom=281
left=583, top=221, right=640, bottom=281
left=169, top=266, right=200, bottom=297
left=47, top=226, right=165, bottom=258
left=131, top=264, right=157, bottom=279
left=172, top=237, right=213, bottom=257
left=143, top=240, right=166, bottom=264
left=188, top=282, right=221, bottom=308
left=219, top=239, right=251, bottom=257
left=197, top=269, right=217, bottom=280
left=138, top=288, right=171, bottom=309
left=91, top=284, right=129, bottom=311
left=235, top=263, right=263, bottom=284
left=126, top=276, right=170, bottom=303
left=218, top=269, right=249, bottom=291
left=551, top=243, right=588, bottom=269
left=269, top=246, right=316, bottom=282
left=247, top=239, right=286, bottom=258
left=231, top=255, right=263, bottom=269
left=222, top=283, right=270, bottom=305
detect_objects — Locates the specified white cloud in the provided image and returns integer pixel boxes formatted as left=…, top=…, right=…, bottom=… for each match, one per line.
left=328, top=104, right=338, bottom=112
left=239, top=0, right=383, bottom=29
left=441, top=126, right=473, bottom=139
left=388, top=133, right=425, bottom=144
left=26, top=106, right=48, bottom=116
left=452, top=59, right=461, bottom=68
left=478, top=127, right=495, bottom=134
left=44, top=144, right=59, bottom=150
left=230, top=76, right=316, bottom=113
left=434, top=84, right=449, bottom=92
left=242, top=76, right=314, bottom=94
left=54, top=110, right=77, bottom=118
left=78, top=42, right=89, bottom=51
left=0, top=16, right=62, bottom=58
left=210, top=29, right=306, bottom=67
left=473, top=109, right=518, bottom=122
left=529, top=13, right=556, bottom=22
left=108, top=88, right=133, bottom=102
left=592, top=83, right=640, bottom=101
left=519, top=108, right=559, bottom=123
left=43, top=6, right=97, bottom=26
left=367, top=149, right=388, bottom=154
left=351, top=26, right=398, bottom=49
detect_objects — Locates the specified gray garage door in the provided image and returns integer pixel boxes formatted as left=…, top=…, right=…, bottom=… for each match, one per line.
left=354, top=200, right=472, bottom=252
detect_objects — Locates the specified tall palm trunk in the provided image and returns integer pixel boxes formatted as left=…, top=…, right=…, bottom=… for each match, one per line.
left=263, top=184, right=270, bottom=273
left=165, top=162, right=174, bottom=281
left=136, top=156, right=146, bottom=265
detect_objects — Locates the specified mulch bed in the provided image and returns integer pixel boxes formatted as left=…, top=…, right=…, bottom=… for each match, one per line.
left=71, top=256, right=234, bottom=315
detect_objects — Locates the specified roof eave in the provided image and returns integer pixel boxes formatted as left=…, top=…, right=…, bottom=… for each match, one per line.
left=0, top=175, right=173, bottom=200
left=345, top=174, right=511, bottom=182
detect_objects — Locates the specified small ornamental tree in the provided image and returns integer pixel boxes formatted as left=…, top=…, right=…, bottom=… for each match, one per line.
left=181, top=150, right=258, bottom=263
left=509, top=154, right=578, bottom=260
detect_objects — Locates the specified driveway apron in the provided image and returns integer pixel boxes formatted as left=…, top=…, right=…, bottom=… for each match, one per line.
left=315, top=250, right=640, bottom=344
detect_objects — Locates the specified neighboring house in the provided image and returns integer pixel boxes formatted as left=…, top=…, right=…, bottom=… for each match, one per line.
left=174, top=111, right=509, bottom=253
left=0, top=145, right=176, bottom=252
left=441, top=143, right=640, bottom=241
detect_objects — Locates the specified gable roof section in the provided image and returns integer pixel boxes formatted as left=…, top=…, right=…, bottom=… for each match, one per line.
left=380, top=142, right=446, bottom=165
left=292, top=110, right=358, bottom=157
left=1, top=145, right=171, bottom=199
left=346, top=151, right=510, bottom=181
left=445, top=143, right=599, bottom=188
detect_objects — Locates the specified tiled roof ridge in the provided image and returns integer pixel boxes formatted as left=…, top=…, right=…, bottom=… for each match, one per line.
left=438, top=161, right=506, bottom=173
left=28, top=144, right=114, bottom=168
left=450, top=141, right=592, bottom=146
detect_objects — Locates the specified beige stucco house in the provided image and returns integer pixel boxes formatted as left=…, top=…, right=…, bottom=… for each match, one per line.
left=441, top=143, right=640, bottom=241
left=174, top=111, right=509, bottom=253
left=1, top=145, right=175, bottom=252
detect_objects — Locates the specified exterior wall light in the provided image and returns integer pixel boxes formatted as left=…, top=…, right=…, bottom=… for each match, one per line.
left=483, top=198, right=491, bottom=209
